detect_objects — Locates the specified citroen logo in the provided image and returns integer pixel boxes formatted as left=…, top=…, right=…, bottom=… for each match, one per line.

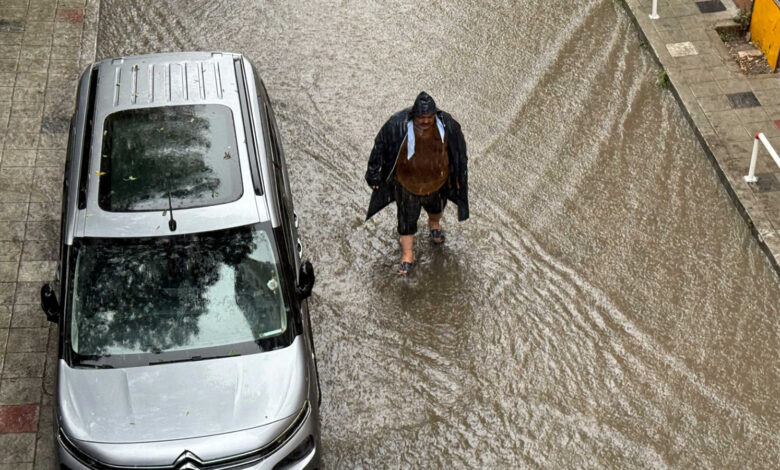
left=174, top=451, right=204, bottom=470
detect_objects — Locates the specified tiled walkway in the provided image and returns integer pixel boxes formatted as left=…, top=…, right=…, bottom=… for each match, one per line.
left=624, top=0, right=780, bottom=273
left=0, top=0, right=98, bottom=468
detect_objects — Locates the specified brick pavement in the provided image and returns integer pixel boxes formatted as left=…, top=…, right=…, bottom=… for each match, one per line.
left=622, top=0, right=780, bottom=273
left=0, top=0, right=98, bottom=468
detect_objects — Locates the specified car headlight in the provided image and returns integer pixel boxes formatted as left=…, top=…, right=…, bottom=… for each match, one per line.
left=273, top=435, right=315, bottom=469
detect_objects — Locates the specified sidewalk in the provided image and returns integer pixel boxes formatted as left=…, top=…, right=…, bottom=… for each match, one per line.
left=623, top=0, right=780, bottom=274
left=0, top=0, right=98, bottom=468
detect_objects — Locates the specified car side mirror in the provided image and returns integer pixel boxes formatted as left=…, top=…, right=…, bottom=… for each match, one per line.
left=40, top=284, right=61, bottom=323
left=295, top=260, right=315, bottom=300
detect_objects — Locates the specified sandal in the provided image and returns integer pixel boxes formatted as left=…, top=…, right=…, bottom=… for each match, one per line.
left=430, top=229, right=445, bottom=245
left=398, top=261, right=412, bottom=275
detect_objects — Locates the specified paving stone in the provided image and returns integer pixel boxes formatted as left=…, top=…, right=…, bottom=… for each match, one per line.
left=0, top=327, right=8, bottom=352
left=27, top=7, right=56, bottom=22
left=2, top=353, right=46, bottom=378
left=1, top=150, right=36, bottom=167
left=49, top=46, right=79, bottom=62
left=0, top=405, right=38, bottom=434
left=0, top=306, right=10, bottom=328
left=754, top=89, right=780, bottom=106
left=24, top=221, right=58, bottom=241
left=695, top=0, right=726, bottom=13
left=0, top=87, right=12, bottom=101
left=0, top=262, right=18, bottom=282
left=0, top=33, right=23, bottom=46
left=690, top=81, right=721, bottom=98
left=14, top=283, right=42, bottom=306
left=728, top=91, right=761, bottom=109
left=0, top=283, right=16, bottom=305
left=0, top=463, right=32, bottom=470
left=21, top=240, right=57, bottom=262
left=11, top=88, right=44, bottom=102
left=6, top=328, right=48, bottom=353
left=700, top=94, right=735, bottom=113
left=3, top=133, right=38, bottom=151
left=32, top=429, right=54, bottom=470
left=26, top=203, right=59, bottom=222
left=666, top=41, right=698, bottom=57
left=0, top=379, right=42, bottom=405
left=11, top=304, right=48, bottom=329
left=13, top=73, right=47, bottom=91
left=0, top=432, right=35, bottom=463
left=0, top=241, right=22, bottom=262
left=37, top=132, right=66, bottom=149
left=30, top=166, right=59, bottom=203
left=34, top=149, right=63, bottom=167
left=749, top=172, right=780, bottom=193
left=17, top=261, right=56, bottom=282
left=0, top=203, right=27, bottom=220
left=11, top=306, right=47, bottom=331
left=719, top=79, right=753, bottom=95
left=735, top=107, right=769, bottom=124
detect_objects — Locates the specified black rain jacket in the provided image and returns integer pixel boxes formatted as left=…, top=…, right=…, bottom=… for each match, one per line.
left=364, top=108, right=469, bottom=221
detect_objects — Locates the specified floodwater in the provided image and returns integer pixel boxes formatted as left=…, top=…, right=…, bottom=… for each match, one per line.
left=97, top=0, right=779, bottom=467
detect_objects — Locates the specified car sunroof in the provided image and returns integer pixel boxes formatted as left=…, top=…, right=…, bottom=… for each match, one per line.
left=97, top=104, right=243, bottom=212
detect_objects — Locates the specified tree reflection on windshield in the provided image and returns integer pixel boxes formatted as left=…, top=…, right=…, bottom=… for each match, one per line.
left=71, top=224, right=288, bottom=360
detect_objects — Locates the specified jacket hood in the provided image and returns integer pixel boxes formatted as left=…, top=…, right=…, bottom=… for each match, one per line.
left=409, top=91, right=438, bottom=118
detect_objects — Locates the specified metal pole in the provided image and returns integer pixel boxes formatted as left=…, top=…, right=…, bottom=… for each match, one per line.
left=745, top=133, right=761, bottom=183
left=650, top=0, right=660, bottom=19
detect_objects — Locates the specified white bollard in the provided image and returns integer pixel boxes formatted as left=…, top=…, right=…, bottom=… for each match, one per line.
left=650, top=0, right=660, bottom=19
left=745, top=134, right=760, bottom=183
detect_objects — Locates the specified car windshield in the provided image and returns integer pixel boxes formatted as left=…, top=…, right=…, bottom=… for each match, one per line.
left=69, top=223, right=290, bottom=367
left=98, top=104, right=242, bottom=211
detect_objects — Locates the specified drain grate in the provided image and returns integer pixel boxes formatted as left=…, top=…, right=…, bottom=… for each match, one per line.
left=695, top=1, right=726, bottom=13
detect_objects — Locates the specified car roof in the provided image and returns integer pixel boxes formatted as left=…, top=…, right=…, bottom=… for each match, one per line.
left=74, top=52, right=270, bottom=239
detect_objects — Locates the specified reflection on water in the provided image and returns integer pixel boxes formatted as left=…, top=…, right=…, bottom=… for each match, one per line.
left=97, top=0, right=780, bottom=467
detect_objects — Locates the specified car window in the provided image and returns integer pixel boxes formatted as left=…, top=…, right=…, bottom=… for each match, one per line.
left=69, top=223, right=290, bottom=366
left=98, top=104, right=242, bottom=211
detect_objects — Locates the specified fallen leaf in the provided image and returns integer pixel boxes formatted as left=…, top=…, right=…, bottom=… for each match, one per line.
left=123, top=175, right=138, bottom=182
left=186, top=411, right=190, bottom=416
left=224, top=151, right=231, bottom=159
left=162, top=210, right=167, bottom=216
left=95, top=171, right=106, bottom=176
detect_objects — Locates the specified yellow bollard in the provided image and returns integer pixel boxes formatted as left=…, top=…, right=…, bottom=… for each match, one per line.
left=750, top=0, right=780, bottom=70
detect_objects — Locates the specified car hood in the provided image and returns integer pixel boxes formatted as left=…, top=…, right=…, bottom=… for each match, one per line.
left=59, top=337, right=308, bottom=445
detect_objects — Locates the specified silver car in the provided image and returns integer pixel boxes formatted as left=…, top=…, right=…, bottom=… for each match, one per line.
left=40, top=52, right=321, bottom=470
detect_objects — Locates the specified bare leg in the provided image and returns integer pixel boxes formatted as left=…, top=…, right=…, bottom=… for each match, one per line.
left=399, top=234, right=414, bottom=273
left=428, top=212, right=443, bottom=243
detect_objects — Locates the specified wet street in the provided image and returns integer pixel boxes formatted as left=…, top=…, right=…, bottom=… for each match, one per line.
left=93, top=0, right=780, bottom=467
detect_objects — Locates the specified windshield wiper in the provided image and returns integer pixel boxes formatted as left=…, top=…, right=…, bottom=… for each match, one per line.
left=148, top=353, right=241, bottom=366
left=78, top=361, right=114, bottom=369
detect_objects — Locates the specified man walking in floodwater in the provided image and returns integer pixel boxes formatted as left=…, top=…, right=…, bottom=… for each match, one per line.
left=365, top=92, right=469, bottom=274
